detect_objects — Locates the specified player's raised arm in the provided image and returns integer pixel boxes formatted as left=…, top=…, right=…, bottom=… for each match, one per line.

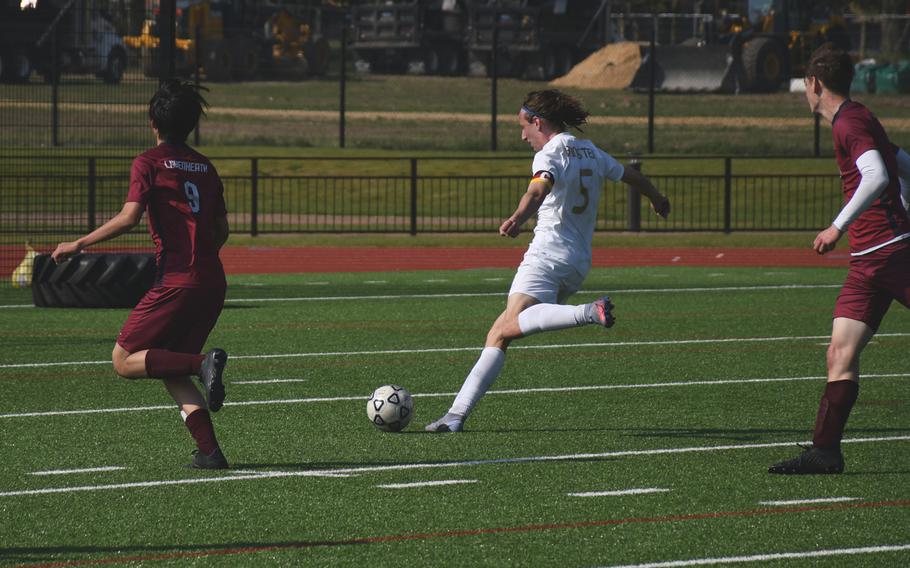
left=52, top=201, right=144, bottom=263
left=621, top=166, right=670, bottom=218
left=499, top=176, right=552, bottom=238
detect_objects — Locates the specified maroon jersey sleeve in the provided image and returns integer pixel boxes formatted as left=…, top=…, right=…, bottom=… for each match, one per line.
left=834, top=114, right=878, bottom=164
left=126, top=156, right=153, bottom=205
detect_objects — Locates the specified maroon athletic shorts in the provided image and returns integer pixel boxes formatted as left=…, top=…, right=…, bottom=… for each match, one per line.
left=833, top=241, right=910, bottom=331
left=117, top=285, right=226, bottom=354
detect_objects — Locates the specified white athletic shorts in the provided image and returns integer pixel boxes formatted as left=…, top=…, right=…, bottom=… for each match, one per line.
left=508, top=252, right=587, bottom=305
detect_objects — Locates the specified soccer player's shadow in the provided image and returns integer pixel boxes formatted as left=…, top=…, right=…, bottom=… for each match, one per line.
left=623, top=426, right=910, bottom=443
left=625, top=427, right=813, bottom=442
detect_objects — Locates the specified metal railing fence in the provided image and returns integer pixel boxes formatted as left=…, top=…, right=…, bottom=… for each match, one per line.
left=0, top=155, right=845, bottom=285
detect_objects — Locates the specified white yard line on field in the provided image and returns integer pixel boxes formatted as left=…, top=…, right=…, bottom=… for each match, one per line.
left=1, top=372, right=907, bottom=419
left=0, top=282, right=844, bottom=310
left=758, top=497, right=862, bottom=506
left=4, top=333, right=910, bottom=371
left=29, top=466, right=126, bottom=476
left=1, top=435, right=907, bottom=499
left=596, top=543, right=910, bottom=568
left=231, top=378, right=308, bottom=385
left=376, top=479, right=478, bottom=489
left=568, top=488, right=670, bottom=498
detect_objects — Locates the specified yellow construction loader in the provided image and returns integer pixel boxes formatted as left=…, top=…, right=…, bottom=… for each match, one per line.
left=123, top=0, right=329, bottom=81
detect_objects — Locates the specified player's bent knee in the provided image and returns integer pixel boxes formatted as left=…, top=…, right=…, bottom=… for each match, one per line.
left=111, top=350, right=138, bottom=379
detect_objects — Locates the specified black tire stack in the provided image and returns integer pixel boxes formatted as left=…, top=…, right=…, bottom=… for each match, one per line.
left=32, top=253, right=156, bottom=309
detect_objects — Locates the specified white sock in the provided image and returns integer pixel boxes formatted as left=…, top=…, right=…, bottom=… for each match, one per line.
left=449, top=347, right=506, bottom=417
left=517, top=303, right=588, bottom=336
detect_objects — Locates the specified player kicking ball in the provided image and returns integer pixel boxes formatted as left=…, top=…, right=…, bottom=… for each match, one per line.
left=427, top=89, right=670, bottom=433
left=769, top=44, right=910, bottom=474
left=52, top=80, right=232, bottom=469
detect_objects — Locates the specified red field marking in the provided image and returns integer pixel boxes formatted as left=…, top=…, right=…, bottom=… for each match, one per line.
left=0, top=246, right=848, bottom=279
left=14, top=499, right=910, bottom=568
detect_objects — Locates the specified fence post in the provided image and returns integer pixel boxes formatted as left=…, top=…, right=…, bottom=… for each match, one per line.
left=250, top=158, right=259, bottom=236
left=647, top=13, right=656, bottom=154
left=627, top=157, right=642, bottom=232
left=723, top=157, right=732, bottom=233
left=193, top=24, right=202, bottom=146
left=339, top=12, right=347, bottom=148
left=410, top=158, right=418, bottom=236
left=51, top=26, right=59, bottom=147
left=490, top=11, right=498, bottom=152
left=87, top=158, right=97, bottom=232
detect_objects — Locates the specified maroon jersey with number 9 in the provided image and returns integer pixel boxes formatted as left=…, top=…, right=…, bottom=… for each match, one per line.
left=127, top=143, right=227, bottom=288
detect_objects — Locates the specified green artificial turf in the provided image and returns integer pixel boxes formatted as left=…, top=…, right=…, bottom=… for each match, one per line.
left=0, top=266, right=908, bottom=566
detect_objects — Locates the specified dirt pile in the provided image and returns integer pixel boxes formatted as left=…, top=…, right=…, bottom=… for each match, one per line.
left=550, top=42, right=641, bottom=90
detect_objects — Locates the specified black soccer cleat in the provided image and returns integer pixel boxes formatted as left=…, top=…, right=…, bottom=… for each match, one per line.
left=768, top=444, right=844, bottom=475
left=186, top=447, right=229, bottom=470
left=199, top=348, right=228, bottom=412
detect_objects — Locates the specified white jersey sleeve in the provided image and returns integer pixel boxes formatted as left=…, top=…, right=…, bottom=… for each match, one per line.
left=531, top=142, right=565, bottom=187
left=598, top=148, right=625, bottom=182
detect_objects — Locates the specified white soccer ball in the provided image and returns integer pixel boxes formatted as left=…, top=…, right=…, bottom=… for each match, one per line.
left=367, top=384, right=414, bottom=432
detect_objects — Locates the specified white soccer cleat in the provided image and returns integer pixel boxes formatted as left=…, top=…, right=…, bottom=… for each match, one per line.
left=425, top=413, right=464, bottom=433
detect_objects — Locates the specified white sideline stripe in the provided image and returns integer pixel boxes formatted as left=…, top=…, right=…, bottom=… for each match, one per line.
left=568, top=488, right=670, bottom=497
left=759, top=497, right=862, bottom=506
left=0, top=283, right=846, bottom=311
left=29, top=466, right=126, bottom=476
left=236, top=469, right=352, bottom=478
left=0, top=435, right=906, bottom=499
left=231, top=378, right=308, bottom=385
left=220, top=284, right=842, bottom=305
left=6, top=332, right=910, bottom=371
left=597, top=543, right=910, bottom=568
left=376, top=479, right=478, bottom=489
left=2, top=372, right=908, bottom=419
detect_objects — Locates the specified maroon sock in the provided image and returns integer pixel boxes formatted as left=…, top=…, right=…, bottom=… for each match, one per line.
left=185, top=409, right=219, bottom=455
left=145, top=349, right=205, bottom=378
left=812, top=380, right=859, bottom=449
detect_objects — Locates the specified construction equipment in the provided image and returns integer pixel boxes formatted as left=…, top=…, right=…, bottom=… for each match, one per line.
left=123, top=0, right=329, bottom=81
left=466, top=0, right=611, bottom=80
left=350, top=0, right=611, bottom=78
left=0, top=0, right=128, bottom=84
left=630, top=0, right=851, bottom=93
left=350, top=0, right=466, bottom=75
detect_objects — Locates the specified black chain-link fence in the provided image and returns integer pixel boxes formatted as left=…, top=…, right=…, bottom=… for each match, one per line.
left=1, top=154, right=845, bottom=285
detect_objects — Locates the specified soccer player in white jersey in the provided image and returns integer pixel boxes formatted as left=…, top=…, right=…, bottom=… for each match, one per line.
left=427, top=90, right=670, bottom=433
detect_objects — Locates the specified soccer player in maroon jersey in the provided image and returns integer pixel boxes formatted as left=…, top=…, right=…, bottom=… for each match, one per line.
left=52, top=80, right=232, bottom=469
left=769, top=43, right=910, bottom=474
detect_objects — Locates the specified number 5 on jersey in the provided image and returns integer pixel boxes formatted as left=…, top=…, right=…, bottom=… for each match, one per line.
left=572, top=169, right=592, bottom=214
left=183, top=180, right=201, bottom=213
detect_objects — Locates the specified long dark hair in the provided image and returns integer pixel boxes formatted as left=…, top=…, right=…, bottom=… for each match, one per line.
left=522, top=89, right=589, bottom=132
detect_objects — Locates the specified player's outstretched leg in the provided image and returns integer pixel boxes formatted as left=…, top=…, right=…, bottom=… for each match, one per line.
left=425, top=412, right=464, bottom=433
left=768, top=444, right=844, bottom=474
left=517, top=296, right=615, bottom=336
left=199, top=348, right=228, bottom=412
